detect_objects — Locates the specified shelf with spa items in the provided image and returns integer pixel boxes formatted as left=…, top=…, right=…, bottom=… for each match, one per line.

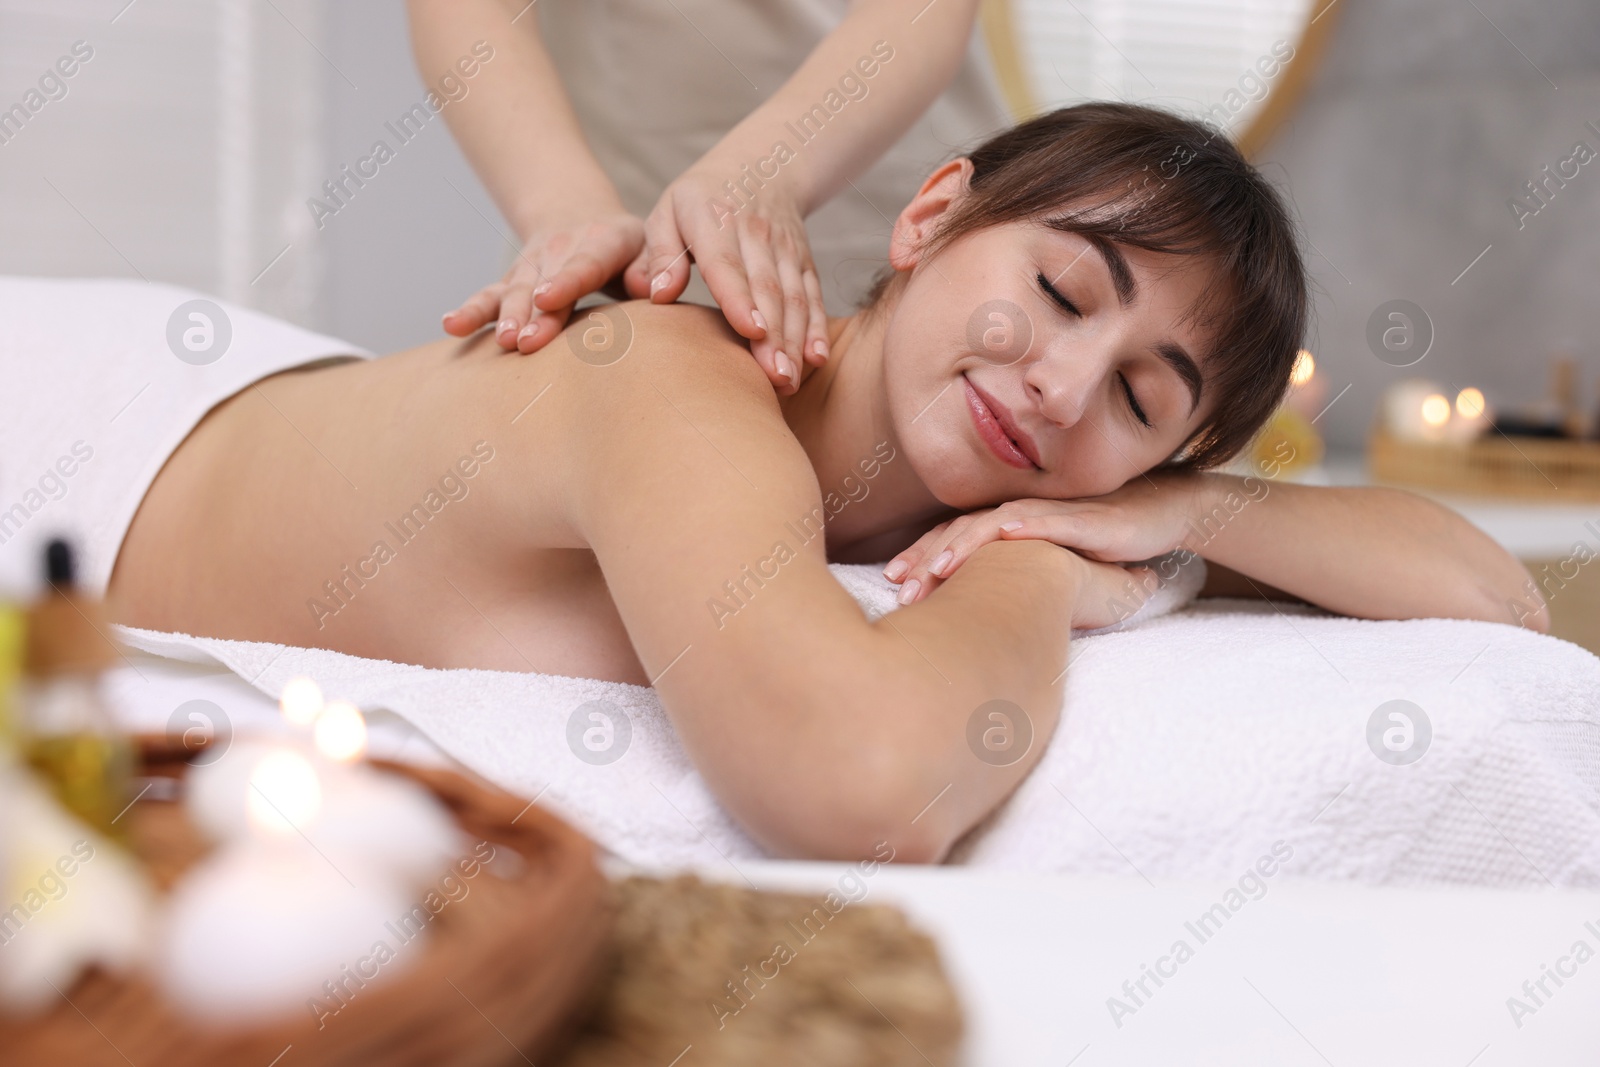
left=1366, top=424, right=1600, bottom=503
left=1366, top=356, right=1600, bottom=503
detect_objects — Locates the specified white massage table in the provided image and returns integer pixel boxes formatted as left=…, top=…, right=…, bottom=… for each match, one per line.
left=106, top=641, right=1600, bottom=1065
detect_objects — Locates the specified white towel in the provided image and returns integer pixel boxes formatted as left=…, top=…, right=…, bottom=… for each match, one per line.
left=113, top=555, right=1600, bottom=887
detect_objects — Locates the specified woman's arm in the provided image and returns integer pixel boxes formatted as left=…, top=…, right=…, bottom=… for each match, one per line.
left=543, top=303, right=1117, bottom=862
left=406, top=0, right=644, bottom=349
left=631, top=0, right=987, bottom=386
left=1184, top=475, right=1549, bottom=630
left=700, top=0, right=984, bottom=220
left=881, top=471, right=1549, bottom=631
left=406, top=0, right=619, bottom=242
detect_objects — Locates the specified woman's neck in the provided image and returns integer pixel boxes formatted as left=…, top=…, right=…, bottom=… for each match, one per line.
left=778, top=305, right=950, bottom=559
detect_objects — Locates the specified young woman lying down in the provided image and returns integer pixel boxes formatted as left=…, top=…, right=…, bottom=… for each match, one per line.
left=108, top=104, right=1543, bottom=862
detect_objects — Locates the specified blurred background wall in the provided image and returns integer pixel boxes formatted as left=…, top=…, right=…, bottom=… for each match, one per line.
left=1256, top=0, right=1600, bottom=453
left=2, top=0, right=1598, bottom=455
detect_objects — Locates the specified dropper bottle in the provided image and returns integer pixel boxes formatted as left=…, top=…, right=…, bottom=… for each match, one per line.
left=20, top=539, right=133, bottom=837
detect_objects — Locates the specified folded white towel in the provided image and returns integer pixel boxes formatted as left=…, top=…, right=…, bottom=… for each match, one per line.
left=115, top=557, right=1600, bottom=888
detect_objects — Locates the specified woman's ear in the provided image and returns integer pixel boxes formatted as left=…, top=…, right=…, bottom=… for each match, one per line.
left=888, top=158, right=975, bottom=271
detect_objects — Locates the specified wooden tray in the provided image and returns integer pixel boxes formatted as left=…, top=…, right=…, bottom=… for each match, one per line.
left=0, top=739, right=614, bottom=1067
left=1368, top=424, right=1600, bottom=502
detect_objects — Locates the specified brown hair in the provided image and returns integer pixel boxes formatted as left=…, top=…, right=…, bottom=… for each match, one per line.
left=864, top=101, right=1308, bottom=470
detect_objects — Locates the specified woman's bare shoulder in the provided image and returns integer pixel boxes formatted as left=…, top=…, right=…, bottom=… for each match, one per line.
left=545, top=299, right=798, bottom=471
left=554, top=300, right=774, bottom=400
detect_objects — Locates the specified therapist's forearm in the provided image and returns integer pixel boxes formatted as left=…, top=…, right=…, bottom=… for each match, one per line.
left=1186, top=475, right=1547, bottom=630
left=406, top=0, right=623, bottom=237
left=704, top=0, right=984, bottom=213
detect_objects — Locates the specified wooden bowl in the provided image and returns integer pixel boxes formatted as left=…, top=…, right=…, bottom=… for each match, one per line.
left=0, top=738, right=614, bottom=1067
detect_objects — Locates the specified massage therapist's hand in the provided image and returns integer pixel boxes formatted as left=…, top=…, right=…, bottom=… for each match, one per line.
left=441, top=209, right=646, bottom=353
left=624, top=165, right=828, bottom=395
left=884, top=472, right=1218, bottom=604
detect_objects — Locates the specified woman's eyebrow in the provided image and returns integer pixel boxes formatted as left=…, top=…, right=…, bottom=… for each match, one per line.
left=1156, top=340, right=1203, bottom=414
left=1083, top=233, right=1138, bottom=306
left=1045, top=222, right=1137, bottom=306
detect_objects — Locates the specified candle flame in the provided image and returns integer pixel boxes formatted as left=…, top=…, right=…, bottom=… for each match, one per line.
left=1456, top=387, right=1486, bottom=419
left=314, top=700, right=368, bottom=763
left=1290, top=349, right=1315, bottom=387
left=246, top=749, right=322, bottom=836
left=280, top=676, right=324, bottom=728
left=1421, top=394, right=1451, bottom=427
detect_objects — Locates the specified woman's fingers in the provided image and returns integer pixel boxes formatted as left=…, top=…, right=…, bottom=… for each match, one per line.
left=537, top=218, right=644, bottom=312
left=541, top=250, right=617, bottom=313
left=775, top=253, right=809, bottom=383
left=443, top=282, right=507, bottom=337
left=641, top=212, right=694, bottom=306
left=495, top=284, right=537, bottom=349
left=802, top=268, right=829, bottom=366
left=892, top=507, right=1093, bottom=604
left=884, top=519, right=970, bottom=604
left=737, top=231, right=795, bottom=391
left=999, top=508, right=1126, bottom=561
left=884, top=520, right=957, bottom=581
left=515, top=305, right=572, bottom=354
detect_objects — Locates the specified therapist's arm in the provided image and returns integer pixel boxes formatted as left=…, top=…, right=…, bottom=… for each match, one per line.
left=406, top=0, right=644, bottom=349
left=632, top=0, right=989, bottom=388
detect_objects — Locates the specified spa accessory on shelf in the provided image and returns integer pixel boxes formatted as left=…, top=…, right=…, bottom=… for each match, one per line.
left=1491, top=353, right=1590, bottom=439
left=1232, top=349, right=1323, bottom=479
left=18, top=540, right=133, bottom=838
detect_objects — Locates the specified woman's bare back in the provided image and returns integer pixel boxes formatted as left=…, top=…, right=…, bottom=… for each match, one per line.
left=110, top=329, right=653, bottom=684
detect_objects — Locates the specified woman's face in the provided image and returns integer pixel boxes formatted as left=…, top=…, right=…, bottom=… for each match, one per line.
left=882, top=169, right=1223, bottom=509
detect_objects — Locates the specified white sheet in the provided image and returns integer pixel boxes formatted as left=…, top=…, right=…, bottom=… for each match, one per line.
left=112, top=563, right=1600, bottom=887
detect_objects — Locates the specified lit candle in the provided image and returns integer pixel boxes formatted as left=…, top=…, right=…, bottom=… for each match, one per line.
left=1283, top=349, right=1327, bottom=421
left=309, top=766, right=464, bottom=891
left=313, top=700, right=368, bottom=764
left=246, top=748, right=323, bottom=838
left=160, top=680, right=469, bottom=1022
left=156, top=842, right=414, bottom=1024
left=187, top=739, right=302, bottom=845
left=1382, top=379, right=1452, bottom=442
left=1420, top=393, right=1451, bottom=438
left=1445, top=386, right=1492, bottom=442
left=280, top=675, right=324, bottom=728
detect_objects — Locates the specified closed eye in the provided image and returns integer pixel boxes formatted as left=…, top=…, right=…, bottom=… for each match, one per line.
left=1036, top=272, right=1080, bottom=316
left=1119, top=373, right=1151, bottom=428
left=1038, top=272, right=1150, bottom=428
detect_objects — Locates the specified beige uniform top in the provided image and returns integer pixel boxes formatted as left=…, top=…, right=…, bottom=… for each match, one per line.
left=537, top=0, right=1013, bottom=313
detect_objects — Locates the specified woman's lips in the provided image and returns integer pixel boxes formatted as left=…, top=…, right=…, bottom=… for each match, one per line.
left=963, top=375, right=1040, bottom=470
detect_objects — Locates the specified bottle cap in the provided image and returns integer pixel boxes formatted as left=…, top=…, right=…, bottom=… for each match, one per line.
left=22, top=539, right=118, bottom=676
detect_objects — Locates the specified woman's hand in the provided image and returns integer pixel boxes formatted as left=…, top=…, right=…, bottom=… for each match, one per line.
left=883, top=472, right=1218, bottom=604
left=442, top=211, right=646, bottom=354
left=1068, top=553, right=1163, bottom=631
left=624, top=166, right=829, bottom=395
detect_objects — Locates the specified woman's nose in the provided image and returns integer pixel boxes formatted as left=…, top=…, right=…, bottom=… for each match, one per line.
left=1022, top=349, right=1099, bottom=429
